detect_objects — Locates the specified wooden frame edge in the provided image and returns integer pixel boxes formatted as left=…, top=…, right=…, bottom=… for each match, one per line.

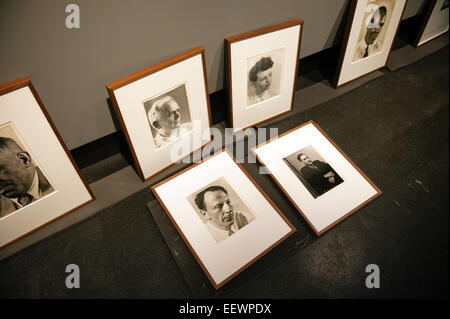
left=414, top=27, right=449, bottom=47
left=225, top=19, right=304, bottom=132
left=334, top=0, right=408, bottom=88
left=106, top=85, right=146, bottom=182
left=413, top=0, right=448, bottom=47
left=106, top=46, right=213, bottom=182
left=224, top=38, right=234, bottom=128
left=225, top=19, right=304, bottom=44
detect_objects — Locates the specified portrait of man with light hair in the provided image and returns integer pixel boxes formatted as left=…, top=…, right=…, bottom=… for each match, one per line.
left=143, top=84, right=193, bottom=149
left=353, top=1, right=391, bottom=62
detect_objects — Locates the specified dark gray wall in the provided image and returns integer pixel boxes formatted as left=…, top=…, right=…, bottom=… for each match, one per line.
left=0, top=0, right=426, bottom=149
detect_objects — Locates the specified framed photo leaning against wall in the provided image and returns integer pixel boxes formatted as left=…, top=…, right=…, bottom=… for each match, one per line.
left=414, top=0, right=449, bottom=47
left=0, top=77, right=95, bottom=249
left=252, top=121, right=381, bottom=235
left=106, top=47, right=213, bottom=181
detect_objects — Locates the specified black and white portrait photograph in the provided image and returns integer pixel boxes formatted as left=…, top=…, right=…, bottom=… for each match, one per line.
left=283, top=145, right=343, bottom=199
left=246, top=49, right=283, bottom=107
left=143, top=83, right=193, bottom=150
left=414, top=0, right=449, bottom=47
left=353, top=0, right=394, bottom=62
left=226, top=20, right=302, bottom=131
left=0, top=123, right=55, bottom=219
left=187, top=176, right=256, bottom=243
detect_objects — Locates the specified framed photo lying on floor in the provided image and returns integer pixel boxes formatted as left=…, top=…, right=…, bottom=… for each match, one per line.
left=225, top=19, right=303, bottom=132
left=0, top=77, right=95, bottom=248
left=106, top=47, right=212, bottom=181
left=414, top=0, right=449, bottom=47
left=334, top=0, right=407, bottom=87
left=252, top=121, right=381, bottom=235
left=152, top=149, right=296, bottom=289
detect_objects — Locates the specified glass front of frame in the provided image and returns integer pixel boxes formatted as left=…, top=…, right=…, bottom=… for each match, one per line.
left=253, top=122, right=381, bottom=235
left=152, top=150, right=295, bottom=289
left=226, top=20, right=302, bottom=132
left=143, top=83, right=193, bottom=151
left=107, top=48, right=212, bottom=180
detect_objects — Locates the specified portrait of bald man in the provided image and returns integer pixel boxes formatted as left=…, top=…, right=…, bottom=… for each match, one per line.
left=353, top=2, right=389, bottom=61
left=0, top=136, right=54, bottom=218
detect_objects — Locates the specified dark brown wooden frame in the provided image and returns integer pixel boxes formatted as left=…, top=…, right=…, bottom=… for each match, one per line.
left=252, top=120, right=382, bottom=236
left=333, top=0, right=408, bottom=88
left=225, top=19, right=304, bottom=132
left=0, top=77, right=95, bottom=249
left=413, top=0, right=449, bottom=47
left=151, top=148, right=296, bottom=290
left=106, top=47, right=213, bottom=182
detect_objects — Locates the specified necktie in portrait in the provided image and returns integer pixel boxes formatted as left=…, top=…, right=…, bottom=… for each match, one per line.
left=18, top=193, right=34, bottom=207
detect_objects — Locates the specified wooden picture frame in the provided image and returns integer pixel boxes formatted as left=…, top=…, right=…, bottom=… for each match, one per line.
left=152, top=149, right=296, bottom=290
left=414, top=0, right=449, bottom=47
left=0, top=77, right=95, bottom=249
left=225, top=19, right=303, bottom=133
left=334, top=0, right=407, bottom=88
left=106, top=47, right=213, bottom=182
left=252, top=121, right=382, bottom=235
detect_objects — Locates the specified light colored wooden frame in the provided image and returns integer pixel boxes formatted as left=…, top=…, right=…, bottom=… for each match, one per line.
left=225, top=19, right=304, bottom=132
left=106, top=47, right=213, bottom=182
left=252, top=120, right=382, bottom=235
left=0, top=77, right=95, bottom=249
left=151, top=148, right=296, bottom=290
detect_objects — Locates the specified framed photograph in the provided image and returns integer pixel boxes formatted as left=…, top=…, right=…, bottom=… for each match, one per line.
left=252, top=121, right=381, bottom=235
left=106, top=47, right=213, bottom=181
left=0, top=77, right=95, bottom=248
left=334, top=0, right=407, bottom=87
left=225, top=19, right=303, bottom=132
left=152, top=149, right=295, bottom=289
left=414, top=0, right=449, bottom=47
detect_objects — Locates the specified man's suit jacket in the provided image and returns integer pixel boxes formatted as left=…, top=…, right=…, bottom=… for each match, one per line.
left=300, top=160, right=343, bottom=196
left=0, top=167, right=53, bottom=218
